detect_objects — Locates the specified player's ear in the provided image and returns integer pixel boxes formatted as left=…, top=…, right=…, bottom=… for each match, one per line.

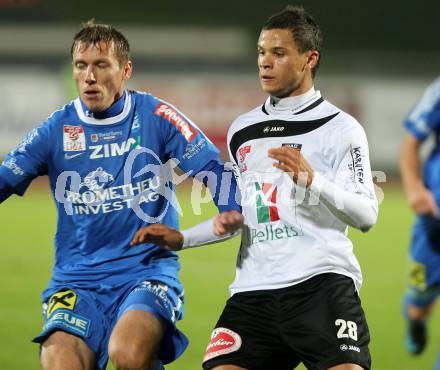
left=306, top=50, right=319, bottom=71
left=123, top=60, right=133, bottom=80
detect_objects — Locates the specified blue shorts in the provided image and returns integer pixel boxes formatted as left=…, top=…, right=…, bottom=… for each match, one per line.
left=33, top=280, right=188, bottom=370
left=405, top=215, right=440, bottom=307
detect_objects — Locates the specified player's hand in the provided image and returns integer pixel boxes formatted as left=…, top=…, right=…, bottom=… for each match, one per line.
left=214, top=210, right=244, bottom=236
left=407, top=186, right=439, bottom=217
left=131, top=224, right=184, bottom=251
left=268, top=146, right=314, bottom=187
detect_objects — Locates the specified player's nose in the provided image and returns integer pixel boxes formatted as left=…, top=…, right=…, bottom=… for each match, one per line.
left=85, top=67, right=97, bottom=84
left=258, top=54, right=273, bottom=69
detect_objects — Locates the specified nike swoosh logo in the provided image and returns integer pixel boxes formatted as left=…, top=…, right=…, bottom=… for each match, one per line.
left=64, top=152, right=85, bottom=160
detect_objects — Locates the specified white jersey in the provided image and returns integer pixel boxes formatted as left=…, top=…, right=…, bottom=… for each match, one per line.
left=227, top=89, right=378, bottom=295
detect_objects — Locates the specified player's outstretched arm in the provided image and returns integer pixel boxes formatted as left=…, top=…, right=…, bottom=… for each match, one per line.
left=131, top=210, right=243, bottom=250
left=400, top=133, right=439, bottom=217
left=131, top=224, right=184, bottom=251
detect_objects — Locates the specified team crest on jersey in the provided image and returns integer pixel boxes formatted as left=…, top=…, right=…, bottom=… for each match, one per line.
left=203, top=327, right=242, bottom=362
left=46, top=289, right=77, bottom=318
left=238, top=145, right=251, bottom=172
left=63, top=125, right=86, bottom=151
left=90, top=134, right=98, bottom=142
left=80, top=167, right=115, bottom=191
left=255, top=182, right=280, bottom=223
left=154, top=102, right=197, bottom=142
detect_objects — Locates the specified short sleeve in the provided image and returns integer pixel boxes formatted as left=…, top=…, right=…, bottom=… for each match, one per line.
left=0, top=122, right=51, bottom=195
left=153, top=100, right=220, bottom=175
left=404, top=78, right=440, bottom=142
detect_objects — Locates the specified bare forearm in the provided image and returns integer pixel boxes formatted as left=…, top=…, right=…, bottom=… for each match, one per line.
left=400, top=134, right=424, bottom=195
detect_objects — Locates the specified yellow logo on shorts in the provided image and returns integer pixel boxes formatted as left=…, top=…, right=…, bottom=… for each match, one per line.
left=46, top=290, right=77, bottom=318
left=409, top=262, right=427, bottom=291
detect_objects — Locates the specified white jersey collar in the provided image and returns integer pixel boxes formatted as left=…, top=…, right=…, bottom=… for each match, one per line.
left=74, top=90, right=132, bottom=125
left=264, top=87, right=321, bottom=115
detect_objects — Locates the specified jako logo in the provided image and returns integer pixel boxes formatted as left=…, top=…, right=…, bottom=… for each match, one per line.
left=263, top=126, right=284, bottom=133
left=340, top=344, right=360, bottom=353
left=255, top=182, right=280, bottom=223
left=89, top=137, right=140, bottom=159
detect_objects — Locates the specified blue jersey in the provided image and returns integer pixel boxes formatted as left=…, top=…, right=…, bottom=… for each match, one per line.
left=404, top=77, right=440, bottom=205
left=0, top=90, right=237, bottom=299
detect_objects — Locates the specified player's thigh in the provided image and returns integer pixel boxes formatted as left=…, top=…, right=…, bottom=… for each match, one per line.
left=416, top=214, right=440, bottom=254
left=281, top=273, right=371, bottom=370
left=109, top=280, right=188, bottom=366
left=109, top=309, right=163, bottom=363
left=34, top=288, right=107, bottom=369
left=41, top=331, right=95, bottom=370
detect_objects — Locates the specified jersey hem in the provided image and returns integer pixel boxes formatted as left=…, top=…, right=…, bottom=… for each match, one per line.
left=229, top=270, right=361, bottom=296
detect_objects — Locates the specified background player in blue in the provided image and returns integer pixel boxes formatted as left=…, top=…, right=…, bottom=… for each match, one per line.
left=0, top=21, right=241, bottom=370
left=401, top=77, right=440, bottom=369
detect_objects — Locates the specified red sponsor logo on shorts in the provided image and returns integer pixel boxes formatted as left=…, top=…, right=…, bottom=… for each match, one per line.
left=203, top=327, right=242, bottom=362
left=154, top=102, right=197, bottom=142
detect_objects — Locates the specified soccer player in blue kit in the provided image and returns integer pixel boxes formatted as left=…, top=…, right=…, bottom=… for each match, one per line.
left=401, top=77, right=440, bottom=370
left=0, top=21, right=242, bottom=370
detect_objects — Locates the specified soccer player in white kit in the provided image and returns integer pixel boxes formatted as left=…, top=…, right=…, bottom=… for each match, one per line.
left=132, top=5, right=378, bottom=370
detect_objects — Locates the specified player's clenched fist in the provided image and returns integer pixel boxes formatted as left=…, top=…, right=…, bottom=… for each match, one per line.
left=268, top=146, right=314, bottom=187
left=213, top=210, right=244, bottom=236
left=407, top=186, right=439, bottom=217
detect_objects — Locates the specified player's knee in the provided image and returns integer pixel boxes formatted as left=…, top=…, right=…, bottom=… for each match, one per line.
left=407, top=303, right=433, bottom=320
left=109, top=310, right=163, bottom=369
left=41, top=331, right=94, bottom=370
left=109, top=340, right=154, bottom=370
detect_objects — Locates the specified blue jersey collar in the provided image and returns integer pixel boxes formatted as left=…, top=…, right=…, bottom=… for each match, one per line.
left=80, top=91, right=126, bottom=119
left=75, top=90, right=132, bottom=125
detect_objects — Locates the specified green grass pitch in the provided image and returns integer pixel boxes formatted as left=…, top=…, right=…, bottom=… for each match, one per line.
left=0, top=183, right=439, bottom=370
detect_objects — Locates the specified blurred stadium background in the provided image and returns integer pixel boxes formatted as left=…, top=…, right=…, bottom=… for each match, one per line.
left=1, top=0, right=440, bottom=369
